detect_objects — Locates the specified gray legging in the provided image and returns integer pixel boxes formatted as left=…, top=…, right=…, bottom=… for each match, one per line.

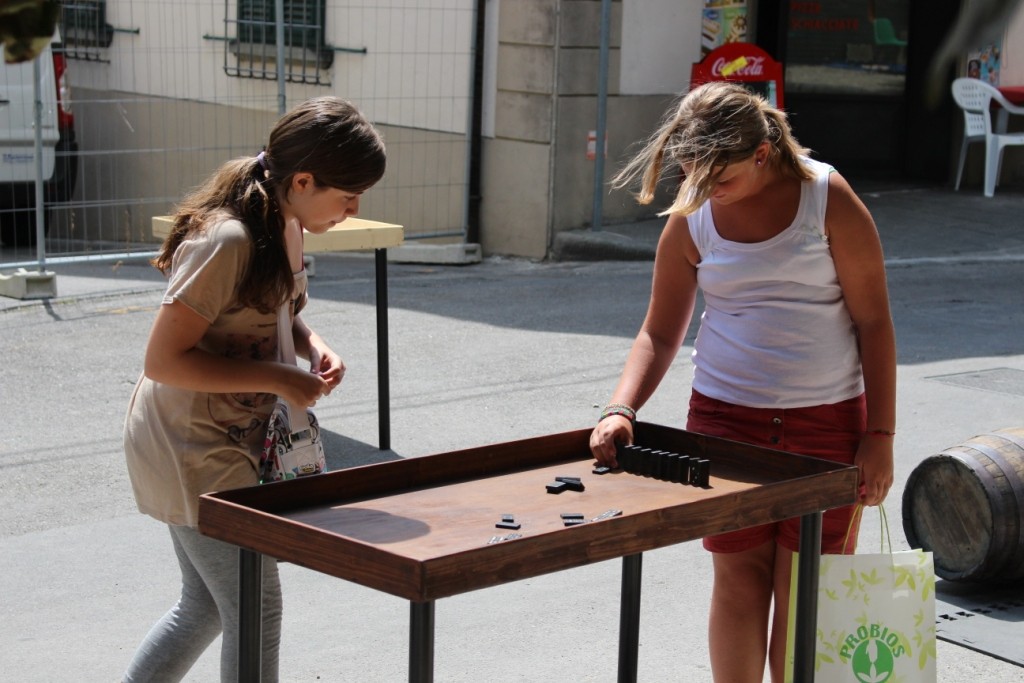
left=123, top=524, right=282, bottom=682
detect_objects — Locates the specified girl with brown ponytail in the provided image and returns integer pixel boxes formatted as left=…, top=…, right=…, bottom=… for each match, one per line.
left=123, top=97, right=385, bottom=682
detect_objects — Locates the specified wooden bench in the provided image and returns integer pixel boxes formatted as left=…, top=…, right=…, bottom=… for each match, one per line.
left=152, top=216, right=404, bottom=450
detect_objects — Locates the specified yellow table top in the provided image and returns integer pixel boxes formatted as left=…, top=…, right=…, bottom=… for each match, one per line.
left=151, top=216, right=404, bottom=253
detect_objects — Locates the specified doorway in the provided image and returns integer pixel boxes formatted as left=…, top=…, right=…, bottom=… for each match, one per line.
left=755, top=0, right=959, bottom=182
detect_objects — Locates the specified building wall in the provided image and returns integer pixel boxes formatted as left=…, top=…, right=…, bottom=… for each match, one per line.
left=481, top=0, right=701, bottom=259
left=480, top=0, right=556, bottom=259
left=62, top=0, right=708, bottom=258
left=949, top=2, right=1024, bottom=188
left=997, top=3, right=1024, bottom=185
left=58, top=1, right=474, bottom=246
left=60, top=91, right=278, bottom=244
left=1007, top=6, right=1024, bottom=84
left=60, top=1, right=1020, bottom=257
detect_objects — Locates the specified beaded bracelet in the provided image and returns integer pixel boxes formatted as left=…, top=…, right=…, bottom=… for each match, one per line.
left=865, top=429, right=896, bottom=438
left=599, top=403, right=636, bottom=423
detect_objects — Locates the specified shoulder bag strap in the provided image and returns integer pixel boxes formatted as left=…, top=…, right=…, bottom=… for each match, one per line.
left=277, top=300, right=312, bottom=434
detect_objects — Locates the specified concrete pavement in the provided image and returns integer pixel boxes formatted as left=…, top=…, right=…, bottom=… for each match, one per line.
left=1, top=181, right=1024, bottom=681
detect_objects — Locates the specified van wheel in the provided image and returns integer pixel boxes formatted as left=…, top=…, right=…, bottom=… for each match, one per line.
left=0, top=211, right=47, bottom=248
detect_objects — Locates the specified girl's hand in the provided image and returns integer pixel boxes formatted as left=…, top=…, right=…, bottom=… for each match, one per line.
left=589, top=416, right=633, bottom=468
left=309, top=344, right=345, bottom=391
left=292, top=315, right=344, bottom=392
left=276, top=363, right=330, bottom=408
left=854, top=436, right=895, bottom=506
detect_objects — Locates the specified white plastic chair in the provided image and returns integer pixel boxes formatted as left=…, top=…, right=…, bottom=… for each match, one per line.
left=951, top=78, right=1024, bottom=197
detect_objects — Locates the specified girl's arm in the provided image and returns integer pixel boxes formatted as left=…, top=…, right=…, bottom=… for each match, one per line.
left=144, top=299, right=328, bottom=408
left=590, top=213, right=700, bottom=465
left=825, top=172, right=897, bottom=506
left=292, top=314, right=345, bottom=390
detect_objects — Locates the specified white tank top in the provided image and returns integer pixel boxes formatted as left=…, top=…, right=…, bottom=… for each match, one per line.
left=688, top=157, right=864, bottom=408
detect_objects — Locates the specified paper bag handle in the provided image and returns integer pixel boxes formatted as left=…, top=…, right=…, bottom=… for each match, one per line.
left=841, top=503, right=893, bottom=555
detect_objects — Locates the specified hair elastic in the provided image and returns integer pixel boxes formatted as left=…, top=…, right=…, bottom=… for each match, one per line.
left=256, top=151, right=269, bottom=170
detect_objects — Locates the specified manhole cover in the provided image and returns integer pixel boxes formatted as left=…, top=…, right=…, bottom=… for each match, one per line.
left=926, top=368, right=1024, bottom=398
left=935, top=580, right=1024, bottom=667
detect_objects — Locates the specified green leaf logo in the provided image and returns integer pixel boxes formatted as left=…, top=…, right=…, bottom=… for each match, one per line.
left=851, top=637, right=895, bottom=683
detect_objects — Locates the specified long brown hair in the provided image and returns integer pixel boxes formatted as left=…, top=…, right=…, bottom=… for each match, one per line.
left=154, top=97, right=386, bottom=312
left=613, top=82, right=812, bottom=216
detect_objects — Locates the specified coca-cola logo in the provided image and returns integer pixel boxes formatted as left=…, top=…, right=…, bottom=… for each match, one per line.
left=710, top=55, right=765, bottom=78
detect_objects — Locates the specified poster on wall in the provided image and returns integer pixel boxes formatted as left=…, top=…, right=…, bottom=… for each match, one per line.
left=965, top=41, right=1001, bottom=85
left=702, top=1, right=748, bottom=58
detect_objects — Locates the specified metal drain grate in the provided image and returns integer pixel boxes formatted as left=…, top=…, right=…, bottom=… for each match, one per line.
left=926, top=367, right=1024, bottom=398
left=935, top=581, right=1024, bottom=667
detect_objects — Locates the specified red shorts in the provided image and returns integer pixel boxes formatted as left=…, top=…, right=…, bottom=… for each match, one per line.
left=687, top=389, right=865, bottom=554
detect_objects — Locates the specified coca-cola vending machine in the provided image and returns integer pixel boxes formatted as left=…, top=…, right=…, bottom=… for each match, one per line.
left=690, top=42, right=784, bottom=108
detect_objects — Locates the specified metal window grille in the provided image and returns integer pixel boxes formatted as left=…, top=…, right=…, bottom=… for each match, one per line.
left=59, top=0, right=114, bottom=61
left=226, top=0, right=333, bottom=84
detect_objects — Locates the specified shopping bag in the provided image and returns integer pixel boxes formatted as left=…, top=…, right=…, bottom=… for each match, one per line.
left=786, top=506, right=937, bottom=683
left=259, top=399, right=326, bottom=483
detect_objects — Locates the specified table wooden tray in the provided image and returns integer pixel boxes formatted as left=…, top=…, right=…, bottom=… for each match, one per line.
left=199, top=421, right=859, bottom=603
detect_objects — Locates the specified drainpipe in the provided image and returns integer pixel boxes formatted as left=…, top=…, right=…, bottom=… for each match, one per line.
left=546, top=1, right=562, bottom=254
left=591, top=0, right=612, bottom=231
left=275, top=0, right=286, bottom=114
left=466, top=0, right=487, bottom=244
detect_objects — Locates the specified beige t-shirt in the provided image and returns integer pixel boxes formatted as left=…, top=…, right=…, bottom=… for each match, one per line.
left=124, top=218, right=307, bottom=527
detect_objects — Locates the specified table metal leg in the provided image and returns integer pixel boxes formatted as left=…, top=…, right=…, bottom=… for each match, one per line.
left=409, top=600, right=435, bottom=683
left=793, top=512, right=822, bottom=683
left=238, top=548, right=262, bottom=683
left=618, top=553, right=643, bottom=683
left=374, top=248, right=391, bottom=451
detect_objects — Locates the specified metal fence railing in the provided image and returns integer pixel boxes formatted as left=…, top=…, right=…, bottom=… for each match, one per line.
left=0, top=0, right=477, bottom=271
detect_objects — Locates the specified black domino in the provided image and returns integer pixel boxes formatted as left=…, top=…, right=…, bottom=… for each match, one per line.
left=613, top=444, right=712, bottom=489
left=495, top=521, right=521, bottom=530
left=636, top=447, right=654, bottom=477
left=546, top=481, right=568, bottom=494
left=555, top=476, right=585, bottom=492
left=679, top=455, right=696, bottom=484
left=649, top=450, right=667, bottom=479
left=640, top=449, right=657, bottom=477
left=694, top=459, right=711, bottom=487
left=616, top=444, right=635, bottom=471
left=664, top=453, right=682, bottom=483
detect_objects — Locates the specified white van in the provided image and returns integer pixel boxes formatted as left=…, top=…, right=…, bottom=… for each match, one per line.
left=0, top=30, right=78, bottom=247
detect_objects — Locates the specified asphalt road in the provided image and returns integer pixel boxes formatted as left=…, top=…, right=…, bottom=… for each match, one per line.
left=2, top=184, right=1024, bottom=681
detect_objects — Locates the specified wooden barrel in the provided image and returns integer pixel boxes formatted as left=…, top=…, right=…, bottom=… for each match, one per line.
left=902, top=428, right=1024, bottom=582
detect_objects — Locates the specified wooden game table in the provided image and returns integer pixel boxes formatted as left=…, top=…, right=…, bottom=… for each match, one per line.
left=199, top=421, right=859, bottom=682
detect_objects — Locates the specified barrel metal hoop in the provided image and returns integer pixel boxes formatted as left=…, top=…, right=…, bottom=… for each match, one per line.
left=960, top=438, right=1024, bottom=576
left=992, top=429, right=1024, bottom=452
left=942, top=449, right=1006, bottom=578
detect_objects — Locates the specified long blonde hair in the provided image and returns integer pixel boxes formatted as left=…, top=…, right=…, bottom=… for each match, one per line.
left=613, top=82, right=812, bottom=216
